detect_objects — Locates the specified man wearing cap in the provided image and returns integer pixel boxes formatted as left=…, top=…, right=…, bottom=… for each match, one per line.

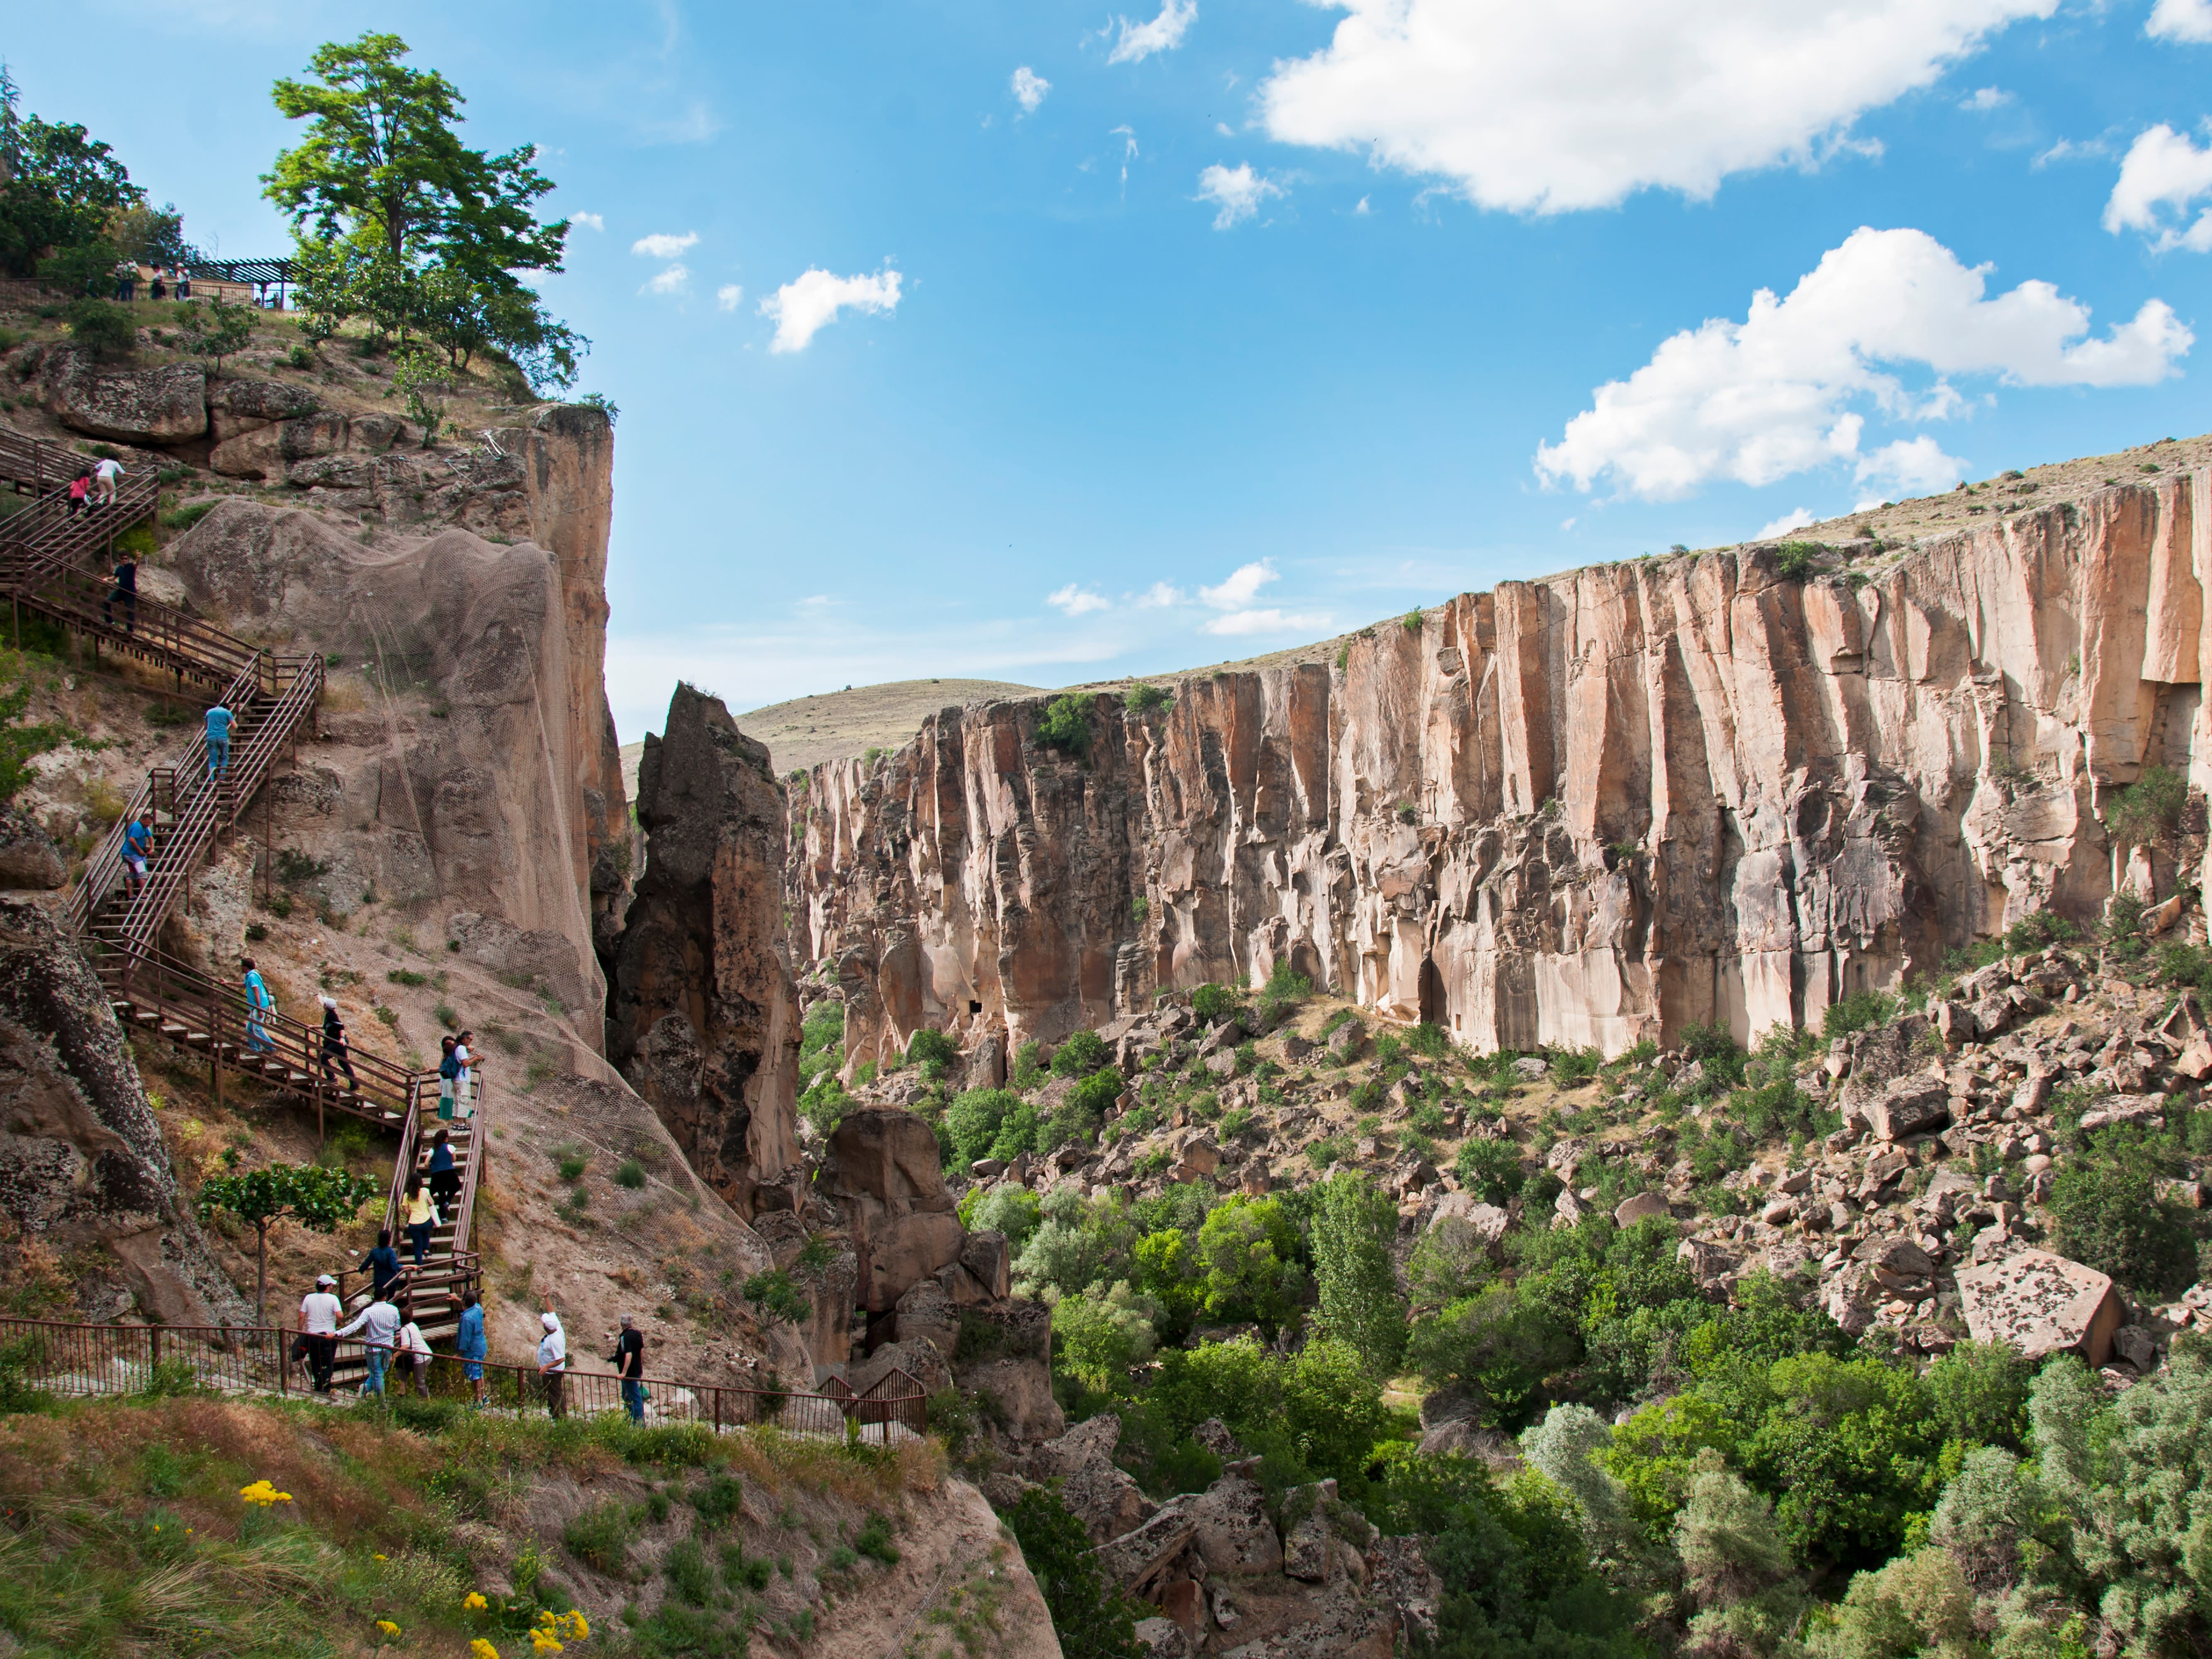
left=298, top=1272, right=343, bottom=1394
left=536, top=1293, right=567, bottom=1421
left=609, top=1313, right=646, bottom=1423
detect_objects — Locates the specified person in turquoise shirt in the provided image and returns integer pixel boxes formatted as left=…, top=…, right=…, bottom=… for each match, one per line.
left=455, top=1291, right=487, bottom=1407
left=122, top=818, right=153, bottom=898
left=241, top=955, right=273, bottom=1054
left=204, top=702, right=233, bottom=780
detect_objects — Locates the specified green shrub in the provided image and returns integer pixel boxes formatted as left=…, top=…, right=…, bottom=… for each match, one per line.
left=1403, top=608, right=1423, bottom=631
left=1822, top=988, right=1897, bottom=1041
left=1052, top=1030, right=1110, bottom=1077
left=1190, top=983, right=1240, bottom=1024
left=2107, top=764, right=2189, bottom=849
left=853, top=1513, right=899, bottom=1566
left=1123, top=684, right=1172, bottom=713
left=944, top=1087, right=1024, bottom=1168
left=1037, top=695, right=1092, bottom=757
left=1774, top=541, right=1828, bottom=579
left=615, top=1158, right=647, bottom=1189
left=905, top=1026, right=959, bottom=1077
left=562, top=1498, right=639, bottom=1574
left=740, top=1270, right=810, bottom=1327
left=2048, top=1143, right=2197, bottom=1294
left=662, top=1535, right=714, bottom=1604
left=1003, top=1488, right=1145, bottom=1659
left=1010, top=1039, right=1046, bottom=1091
left=1548, top=1046, right=1601, bottom=1087
left=1454, top=1137, right=1525, bottom=1204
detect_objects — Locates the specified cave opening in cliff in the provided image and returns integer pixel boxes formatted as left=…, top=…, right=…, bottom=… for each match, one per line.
left=1418, top=958, right=1445, bottom=1026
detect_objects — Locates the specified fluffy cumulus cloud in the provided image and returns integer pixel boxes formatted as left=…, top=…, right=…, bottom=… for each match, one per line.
left=569, top=211, right=605, bottom=232
left=1107, top=0, right=1197, bottom=64
left=631, top=231, right=699, bottom=259
left=2105, top=125, right=2212, bottom=252
left=1755, top=507, right=1816, bottom=539
left=1536, top=227, right=2190, bottom=501
left=2148, top=0, right=2212, bottom=42
left=1012, top=66, right=1051, bottom=112
left=1190, top=559, right=1329, bottom=635
left=1259, top=0, right=2053, bottom=214
left=759, top=267, right=904, bottom=353
left=1196, top=163, right=1284, bottom=228
left=715, top=283, right=744, bottom=311
left=644, top=264, right=690, bottom=296
left=1959, top=86, right=2010, bottom=111
left=1047, top=583, right=1110, bottom=615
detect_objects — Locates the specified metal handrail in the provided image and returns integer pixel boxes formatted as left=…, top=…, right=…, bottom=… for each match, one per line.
left=0, top=475, right=160, bottom=587
left=11, top=559, right=266, bottom=686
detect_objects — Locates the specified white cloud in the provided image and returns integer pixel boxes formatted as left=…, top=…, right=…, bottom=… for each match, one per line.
left=631, top=231, right=699, bottom=259
left=1012, top=66, right=1051, bottom=113
left=1107, top=0, right=1197, bottom=64
left=1756, top=508, right=1816, bottom=538
left=2105, top=124, right=2212, bottom=252
left=1353, top=195, right=1372, bottom=215
left=1536, top=226, right=2190, bottom=501
left=1135, top=582, right=1185, bottom=607
left=1205, top=608, right=1334, bottom=637
left=643, top=263, right=690, bottom=296
left=1196, top=163, right=1285, bottom=228
left=1959, top=85, right=2011, bottom=111
left=716, top=283, right=744, bottom=311
left=1258, top=0, right=2053, bottom=214
left=1048, top=584, right=1111, bottom=616
left=570, top=211, right=605, bottom=231
left=759, top=266, right=904, bottom=353
left=1199, top=560, right=1278, bottom=609
left=1856, top=435, right=1966, bottom=496
left=2148, top=0, right=2212, bottom=42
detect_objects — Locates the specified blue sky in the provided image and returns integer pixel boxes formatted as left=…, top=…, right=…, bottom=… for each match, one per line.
left=12, top=1, right=2212, bottom=738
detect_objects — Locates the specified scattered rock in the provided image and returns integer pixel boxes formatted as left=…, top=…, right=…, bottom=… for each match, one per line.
left=1956, top=1248, right=2126, bottom=1368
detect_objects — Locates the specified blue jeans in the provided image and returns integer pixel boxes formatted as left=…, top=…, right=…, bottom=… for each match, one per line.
left=622, top=1379, right=645, bottom=1423
left=406, top=1221, right=432, bottom=1265
left=207, top=738, right=229, bottom=778
left=245, top=1015, right=270, bottom=1054
left=363, top=1343, right=387, bottom=1395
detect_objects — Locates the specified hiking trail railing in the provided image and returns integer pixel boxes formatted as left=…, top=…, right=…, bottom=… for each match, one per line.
left=0, top=1317, right=927, bottom=1438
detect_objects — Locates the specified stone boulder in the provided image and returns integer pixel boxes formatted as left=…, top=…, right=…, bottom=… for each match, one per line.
left=0, top=896, right=248, bottom=1325
left=40, top=348, right=206, bottom=443
left=0, top=810, right=66, bottom=890
left=847, top=1336, right=948, bottom=1395
left=1191, top=1472, right=1282, bottom=1576
left=1867, top=1078, right=1950, bottom=1142
left=963, top=1033, right=1007, bottom=1091
left=1613, top=1190, right=1672, bottom=1228
left=1023, top=1413, right=1155, bottom=1544
left=961, top=1228, right=1012, bottom=1299
left=959, top=1355, right=1065, bottom=1443
left=1956, top=1248, right=2126, bottom=1367
left=1428, top=1192, right=1512, bottom=1260
left=609, top=684, right=801, bottom=1218
left=893, top=1276, right=960, bottom=1359
left=2079, top=1096, right=2166, bottom=1132
left=1328, top=1017, right=1365, bottom=1058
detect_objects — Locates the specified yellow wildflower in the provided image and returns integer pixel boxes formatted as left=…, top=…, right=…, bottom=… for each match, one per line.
left=464, top=1591, right=489, bottom=1610
left=529, top=1633, right=564, bottom=1656
left=375, top=1619, right=401, bottom=1637
left=560, top=1609, right=590, bottom=1640
left=471, top=1641, right=501, bottom=1659
left=373, top=1552, right=389, bottom=1562
left=237, top=1479, right=293, bottom=1507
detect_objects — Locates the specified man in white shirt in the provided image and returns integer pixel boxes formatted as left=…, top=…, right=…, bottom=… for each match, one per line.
left=338, top=1292, right=402, bottom=1396
left=536, top=1295, right=567, bottom=1421
left=297, top=1273, right=343, bottom=1394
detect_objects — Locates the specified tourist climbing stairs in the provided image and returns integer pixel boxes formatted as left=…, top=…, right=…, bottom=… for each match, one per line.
left=0, top=426, right=488, bottom=1388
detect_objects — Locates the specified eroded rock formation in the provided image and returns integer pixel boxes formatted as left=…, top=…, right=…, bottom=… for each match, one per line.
left=797, top=473, right=2210, bottom=1058
left=608, top=685, right=801, bottom=1217
left=0, top=896, right=249, bottom=1326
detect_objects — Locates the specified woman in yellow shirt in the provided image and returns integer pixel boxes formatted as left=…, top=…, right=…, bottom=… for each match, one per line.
left=402, top=1176, right=437, bottom=1267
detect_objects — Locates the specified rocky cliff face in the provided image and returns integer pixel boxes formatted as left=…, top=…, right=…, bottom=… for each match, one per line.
left=796, top=472, right=2209, bottom=1060
left=0, top=896, right=250, bottom=1327
left=608, top=686, right=801, bottom=1218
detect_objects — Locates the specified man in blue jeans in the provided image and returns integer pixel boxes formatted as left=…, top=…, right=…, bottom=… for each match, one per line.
left=609, top=1313, right=646, bottom=1422
left=241, top=956, right=273, bottom=1054
left=455, top=1290, right=488, bottom=1407
left=204, top=701, right=233, bottom=780
left=336, top=1291, right=400, bottom=1397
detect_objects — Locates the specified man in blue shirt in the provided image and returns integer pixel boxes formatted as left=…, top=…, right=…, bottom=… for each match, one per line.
left=122, top=817, right=153, bottom=898
left=455, top=1290, right=488, bottom=1407
left=204, top=702, right=233, bottom=780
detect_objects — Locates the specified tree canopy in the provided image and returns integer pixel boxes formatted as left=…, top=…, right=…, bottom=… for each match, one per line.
left=0, top=65, right=146, bottom=285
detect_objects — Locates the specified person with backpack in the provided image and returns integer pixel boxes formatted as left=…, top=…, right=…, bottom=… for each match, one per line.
left=394, top=1299, right=434, bottom=1397
left=426, top=1129, right=461, bottom=1214
left=436, top=1036, right=460, bottom=1120
left=609, top=1313, right=647, bottom=1423
left=204, top=702, right=234, bottom=781
left=64, top=471, right=90, bottom=518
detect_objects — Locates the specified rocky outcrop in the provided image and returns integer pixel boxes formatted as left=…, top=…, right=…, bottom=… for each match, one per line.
left=0, top=896, right=248, bottom=1325
left=0, top=810, right=65, bottom=890
left=819, top=1106, right=962, bottom=1310
left=608, top=685, right=800, bottom=1218
left=39, top=348, right=206, bottom=443
left=797, top=473, right=2212, bottom=1058
left=1957, top=1248, right=2126, bottom=1367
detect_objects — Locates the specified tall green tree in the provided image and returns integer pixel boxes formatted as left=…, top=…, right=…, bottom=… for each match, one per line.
left=1309, top=1171, right=1408, bottom=1374
left=263, top=33, right=583, bottom=389
left=196, top=1163, right=381, bottom=1324
left=0, top=64, right=144, bottom=280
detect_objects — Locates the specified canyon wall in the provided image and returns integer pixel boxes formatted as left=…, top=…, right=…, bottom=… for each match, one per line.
left=794, top=474, right=2209, bottom=1062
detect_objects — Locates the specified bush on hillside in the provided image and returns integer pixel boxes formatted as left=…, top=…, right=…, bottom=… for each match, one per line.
left=1037, top=694, right=1091, bottom=757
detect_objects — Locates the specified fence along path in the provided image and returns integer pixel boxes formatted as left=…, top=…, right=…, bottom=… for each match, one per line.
left=0, top=1315, right=928, bottom=1437
left=0, top=421, right=484, bottom=1370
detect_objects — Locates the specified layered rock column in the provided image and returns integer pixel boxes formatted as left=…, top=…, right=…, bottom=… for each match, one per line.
left=796, top=474, right=2212, bottom=1061
left=609, top=686, right=801, bottom=1217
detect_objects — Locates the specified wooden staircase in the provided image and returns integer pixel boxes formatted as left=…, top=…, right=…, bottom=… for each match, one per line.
left=1, top=421, right=488, bottom=1389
